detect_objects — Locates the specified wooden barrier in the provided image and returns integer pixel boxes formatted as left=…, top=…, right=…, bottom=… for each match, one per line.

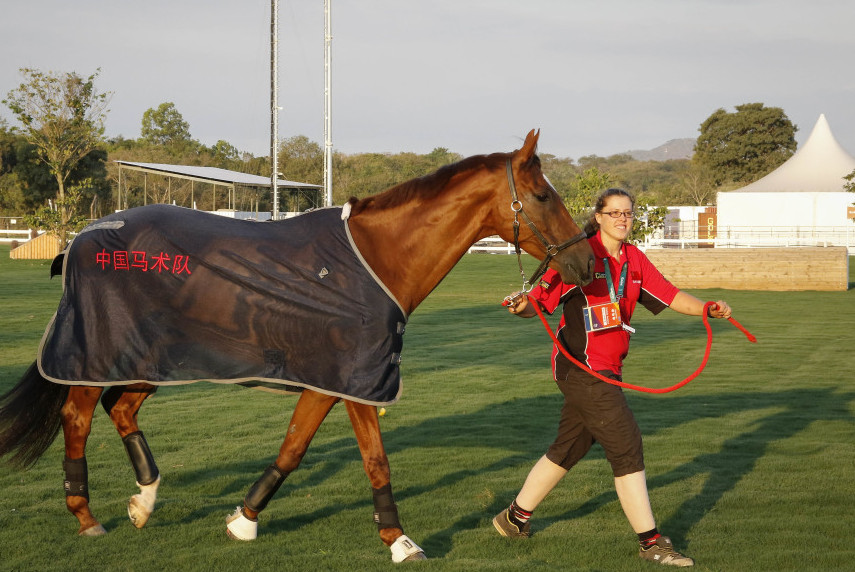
left=644, top=247, right=850, bottom=291
left=9, top=232, right=61, bottom=260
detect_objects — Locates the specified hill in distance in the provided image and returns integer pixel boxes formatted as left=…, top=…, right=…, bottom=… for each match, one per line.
left=626, top=138, right=695, bottom=161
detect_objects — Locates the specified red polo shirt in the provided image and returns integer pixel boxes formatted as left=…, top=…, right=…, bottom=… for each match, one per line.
left=529, top=231, right=679, bottom=377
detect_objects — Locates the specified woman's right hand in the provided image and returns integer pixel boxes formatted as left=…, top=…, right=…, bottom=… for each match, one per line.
left=504, top=292, right=531, bottom=316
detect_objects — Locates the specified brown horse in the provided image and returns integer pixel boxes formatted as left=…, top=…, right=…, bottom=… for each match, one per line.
left=0, top=130, right=594, bottom=562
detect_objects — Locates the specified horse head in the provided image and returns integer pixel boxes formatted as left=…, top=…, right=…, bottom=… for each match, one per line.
left=498, top=129, right=594, bottom=286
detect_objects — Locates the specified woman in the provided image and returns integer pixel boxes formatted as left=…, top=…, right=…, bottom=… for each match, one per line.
left=495, top=188, right=731, bottom=567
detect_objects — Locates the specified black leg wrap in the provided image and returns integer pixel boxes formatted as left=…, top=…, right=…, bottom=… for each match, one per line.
left=63, top=456, right=89, bottom=501
left=244, top=464, right=288, bottom=513
left=372, top=483, right=402, bottom=531
left=122, top=431, right=159, bottom=485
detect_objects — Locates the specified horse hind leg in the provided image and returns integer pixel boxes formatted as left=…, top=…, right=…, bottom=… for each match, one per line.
left=226, top=389, right=339, bottom=541
left=61, top=386, right=106, bottom=536
left=102, top=384, right=160, bottom=529
left=345, top=400, right=426, bottom=562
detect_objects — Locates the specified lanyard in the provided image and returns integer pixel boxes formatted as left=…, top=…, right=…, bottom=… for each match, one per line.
left=603, top=258, right=628, bottom=303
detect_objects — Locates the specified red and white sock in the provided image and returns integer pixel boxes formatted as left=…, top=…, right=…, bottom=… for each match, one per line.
left=509, top=499, right=532, bottom=527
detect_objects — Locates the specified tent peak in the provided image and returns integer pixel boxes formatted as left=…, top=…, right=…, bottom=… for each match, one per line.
left=726, top=114, right=855, bottom=193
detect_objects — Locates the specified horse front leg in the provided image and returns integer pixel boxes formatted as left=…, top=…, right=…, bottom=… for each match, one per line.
left=345, top=400, right=426, bottom=562
left=61, top=386, right=104, bottom=536
left=226, top=389, right=339, bottom=541
left=102, top=384, right=159, bottom=528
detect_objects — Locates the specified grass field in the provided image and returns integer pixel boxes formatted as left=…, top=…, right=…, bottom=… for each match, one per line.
left=1, top=244, right=853, bottom=571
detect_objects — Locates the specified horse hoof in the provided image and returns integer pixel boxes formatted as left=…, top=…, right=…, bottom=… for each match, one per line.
left=226, top=506, right=257, bottom=541
left=402, top=551, right=427, bottom=562
left=79, top=524, right=107, bottom=536
left=128, top=496, right=152, bottom=528
left=390, top=535, right=426, bottom=563
left=128, top=475, right=159, bottom=529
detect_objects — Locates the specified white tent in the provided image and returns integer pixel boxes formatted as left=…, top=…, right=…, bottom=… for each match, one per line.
left=716, top=114, right=855, bottom=249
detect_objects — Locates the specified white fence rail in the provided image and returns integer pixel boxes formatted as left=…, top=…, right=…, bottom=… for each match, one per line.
left=467, top=236, right=515, bottom=254
left=645, top=225, right=855, bottom=254
left=467, top=227, right=855, bottom=256
left=0, top=229, right=36, bottom=244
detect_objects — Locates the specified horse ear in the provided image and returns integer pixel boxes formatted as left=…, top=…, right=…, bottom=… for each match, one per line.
left=518, top=129, right=540, bottom=161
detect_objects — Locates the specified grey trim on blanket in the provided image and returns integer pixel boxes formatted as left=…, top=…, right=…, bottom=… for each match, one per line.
left=343, top=214, right=407, bottom=320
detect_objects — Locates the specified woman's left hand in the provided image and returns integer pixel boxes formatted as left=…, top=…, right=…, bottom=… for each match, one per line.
left=708, top=300, right=732, bottom=319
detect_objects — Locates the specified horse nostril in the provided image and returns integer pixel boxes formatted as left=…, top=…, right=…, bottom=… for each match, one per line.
left=587, top=255, right=595, bottom=276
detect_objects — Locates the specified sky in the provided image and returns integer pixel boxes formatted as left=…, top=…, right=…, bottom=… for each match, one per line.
left=2, top=0, right=854, bottom=161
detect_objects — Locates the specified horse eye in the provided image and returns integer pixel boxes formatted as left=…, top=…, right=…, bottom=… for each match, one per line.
left=534, top=192, right=550, bottom=203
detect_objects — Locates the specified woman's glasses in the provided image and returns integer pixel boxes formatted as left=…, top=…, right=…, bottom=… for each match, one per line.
left=600, top=211, right=635, bottom=219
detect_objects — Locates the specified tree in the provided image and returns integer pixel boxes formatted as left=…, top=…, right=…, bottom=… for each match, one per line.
left=0, top=122, right=27, bottom=214
left=564, top=167, right=612, bottom=220
left=210, top=139, right=241, bottom=165
left=277, top=135, right=323, bottom=184
left=628, top=199, right=668, bottom=245
left=3, top=68, right=111, bottom=247
left=425, top=146, right=461, bottom=166
left=844, top=168, right=855, bottom=193
left=141, top=102, right=193, bottom=147
left=845, top=169, right=855, bottom=221
left=540, top=154, right=577, bottom=204
left=0, top=128, right=52, bottom=213
left=693, top=103, right=797, bottom=186
left=23, top=179, right=92, bottom=245
left=677, top=163, right=716, bottom=206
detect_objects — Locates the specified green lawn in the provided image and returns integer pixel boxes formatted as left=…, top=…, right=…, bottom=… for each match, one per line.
left=1, top=245, right=853, bottom=571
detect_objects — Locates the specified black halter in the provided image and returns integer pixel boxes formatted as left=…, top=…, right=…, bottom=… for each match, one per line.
left=506, top=159, right=587, bottom=292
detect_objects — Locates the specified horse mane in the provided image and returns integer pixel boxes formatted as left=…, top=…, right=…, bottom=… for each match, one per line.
left=348, top=151, right=511, bottom=215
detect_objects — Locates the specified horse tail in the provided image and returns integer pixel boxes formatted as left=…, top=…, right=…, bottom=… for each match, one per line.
left=0, top=362, right=69, bottom=469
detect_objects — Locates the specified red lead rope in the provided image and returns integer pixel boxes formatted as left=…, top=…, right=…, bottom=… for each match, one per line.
left=528, top=297, right=757, bottom=394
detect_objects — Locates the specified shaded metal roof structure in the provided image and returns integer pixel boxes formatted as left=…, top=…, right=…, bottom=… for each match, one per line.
left=114, top=161, right=323, bottom=214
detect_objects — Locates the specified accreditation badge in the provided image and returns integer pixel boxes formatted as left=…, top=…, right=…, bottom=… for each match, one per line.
left=583, top=301, right=622, bottom=332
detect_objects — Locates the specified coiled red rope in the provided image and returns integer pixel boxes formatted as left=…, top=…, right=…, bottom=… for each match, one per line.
left=528, top=297, right=757, bottom=394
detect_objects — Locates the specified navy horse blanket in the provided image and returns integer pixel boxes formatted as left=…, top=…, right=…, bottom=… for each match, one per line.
left=37, top=204, right=407, bottom=405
